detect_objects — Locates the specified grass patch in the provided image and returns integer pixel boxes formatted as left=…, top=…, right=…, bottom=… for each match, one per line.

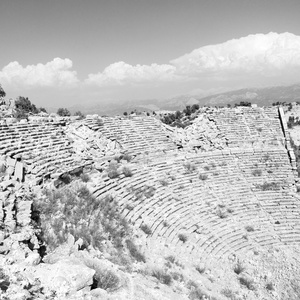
left=221, top=288, right=239, bottom=299
left=234, top=261, right=245, bottom=275
left=256, top=181, right=280, bottom=191
left=107, top=161, right=119, bottom=179
left=199, top=174, right=208, bottom=181
left=122, top=166, right=133, bottom=177
left=239, top=277, right=256, bottom=290
left=266, top=282, right=275, bottom=291
left=178, top=233, right=188, bottom=243
left=195, top=265, right=205, bottom=274
left=152, top=269, right=172, bottom=285
left=252, top=169, right=262, bottom=176
left=245, top=225, right=255, bottom=232
left=165, top=255, right=176, bottom=264
left=125, top=239, right=146, bottom=263
left=187, top=280, right=209, bottom=300
left=93, top=269, right=120, bottom=291
left=140, top=224, right=152, bottom=235
left=216, top=208, right=227, bottom=219
left=159, top=179, right=169, bottom=186
left=184, top=162, right=197, bottom=173
left=33, top=186, right=130, bottom=252
left=80, top=173, right=90, bottom=182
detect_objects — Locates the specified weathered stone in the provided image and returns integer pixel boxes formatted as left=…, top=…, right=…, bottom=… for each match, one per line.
left=28, top=258, right=95, bottom=292
left=90, top=288, right=108, bottom=299
left=14, top=162, right=24, bottom=182
left=24, top=252, right=40, bottom=266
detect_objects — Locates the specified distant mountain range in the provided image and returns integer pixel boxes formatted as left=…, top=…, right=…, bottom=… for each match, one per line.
left=55, top=83, right=300, bottom=116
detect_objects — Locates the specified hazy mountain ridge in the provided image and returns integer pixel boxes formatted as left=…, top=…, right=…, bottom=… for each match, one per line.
left=49, top=83, right=300, bottom=116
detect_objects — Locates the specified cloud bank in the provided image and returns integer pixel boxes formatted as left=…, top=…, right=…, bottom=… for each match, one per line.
left=85, top=32, right=300, bottom=86
left=0, top=58, right=78, bottom=87
left=1, top=32, right=300, bottom=97
left=85, top=61, right=177, bottom=86
left=171, top=32, right=300, bottom=77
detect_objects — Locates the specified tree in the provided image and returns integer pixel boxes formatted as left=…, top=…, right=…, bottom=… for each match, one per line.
left=191, top=104, right=199, bottom=113
left=74, top=111, right=84, bottom=118
left=15, top=96, right=39, bottom=114
left=57, top=108, right=71, bottom=116
left=0, top=84, right=6, bottom=98
left=39, top=107, right=48, bottom=113
left=183, top=105, right=191, bottom=116
left=123, top=112, right=128, bottom=116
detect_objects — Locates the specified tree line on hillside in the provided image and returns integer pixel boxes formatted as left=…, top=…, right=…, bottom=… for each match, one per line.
left=0, top=84, right=84, bottom=119
left=160, top=101, right=255, bottom=128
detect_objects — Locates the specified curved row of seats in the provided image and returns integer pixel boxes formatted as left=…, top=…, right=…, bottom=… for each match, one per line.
left=91, top=147, right=299, bottom=262
left=0, top=122, right=81, bottom=180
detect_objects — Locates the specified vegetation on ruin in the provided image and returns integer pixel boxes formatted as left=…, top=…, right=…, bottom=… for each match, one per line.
left=160, top=104, right=200, bottom=128
left=238, top=276, right=256, bottom=291
left=151, top=269, right=172, bottom=285
left=93, top=268, right=120, bottom=291
left=57, top=107, right=71, bottom=116
left=0, top=84, right=6, bottom=98
left=13, top=96, right=47, bottom=119
left=32, top=185, right=143, bottom=261
left=256, top=181, right=280, bottom=191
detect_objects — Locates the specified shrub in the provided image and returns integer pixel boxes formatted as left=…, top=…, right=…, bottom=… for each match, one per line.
left=216, top=208, right=227, bottom=219
left=125, top=239, right=146, bottom=263
left=178, top=233, right=188, bottom=243
left=199, top=174, right=208, bottom=181
left=122, top=167, right=133, bottom=177
left=107, top=161, right=119, bottom=179
left=80, top=173, right=90, bottom=182
left=34, top=186, right=130, bottom=252
left=221, top=288, right=239, bottom=299
left=152, top=269, right=172, bottom=285
left=74, top=111, right=84, bottom=118
left=256, top=182, right=279, bottom=191
left=245, top=225, right=255, bottom=232
left=165, top=255, right=176, bottom=264
left=252, top=169, right=262, bottom=176
left=15, top=96, right=39, bottom=116
left=159, top=179, right=169, bottom=186
left=93, top=269, right=120, bottom=291
left=140, top=224, right=152, bottom=235
left=57, top=108, right=71, bottom=117
left=170, top=271, right=184, bottom=282
left=195, top=265, right=205, bottom=274
left=234, top=261, right=245, bottom=275
left=0, top=164, right=6, bottom=175
left=143, top=186, right=156, bottom=198
left=187, top=281, right=209, bottom=300
left=0, top=268, right=10, bottom=292
left=122, top=153, right=132, bottom=162
left=266, top=282, right=275, bottom=291
left=184, top=162, right=197, bottom=173
left=239, top=277, right=256, bottom=290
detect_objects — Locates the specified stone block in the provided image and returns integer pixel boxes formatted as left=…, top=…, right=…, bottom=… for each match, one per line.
left=14, top=161, right=24, bottom=182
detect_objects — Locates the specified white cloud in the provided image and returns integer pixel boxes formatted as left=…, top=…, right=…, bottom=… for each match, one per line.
left=1, top=32, right=300, bottom=94
left=85, top=32, right=300, bottom=87
left=171, top=32, right=300, bottom=77
left=0, top=58, right=78, bottom=87
left=85, top=61, right=177, bottom=86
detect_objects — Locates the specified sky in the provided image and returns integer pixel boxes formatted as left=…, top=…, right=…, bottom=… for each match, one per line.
left=0, top=0, right=300, bottom=108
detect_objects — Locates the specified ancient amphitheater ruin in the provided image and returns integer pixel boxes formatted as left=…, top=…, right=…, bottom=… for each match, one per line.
left=1, top=103, right=300, bottom=299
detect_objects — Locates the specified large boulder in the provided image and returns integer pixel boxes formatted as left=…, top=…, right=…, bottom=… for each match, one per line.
left=26, top=257, right=95, bottom=294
